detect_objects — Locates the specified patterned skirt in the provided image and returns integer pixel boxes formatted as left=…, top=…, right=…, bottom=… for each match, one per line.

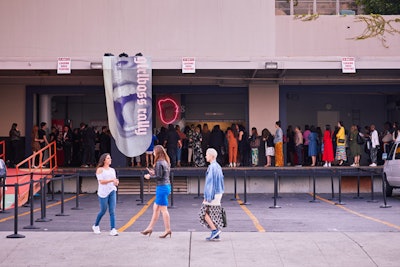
left=199, top=203, right=224, bottom=229
left=335, top=145, right=347, bottom=161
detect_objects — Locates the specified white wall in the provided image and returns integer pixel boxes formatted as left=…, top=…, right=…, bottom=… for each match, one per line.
left=248, top=84, right=280, bottom=133
left=275, top=15, right=400, bottom=57
left=0, top=85, right=26, bottom=136
left=1, top=2, right=398, bottom=70
left=0, top=0, right=275, bottom=66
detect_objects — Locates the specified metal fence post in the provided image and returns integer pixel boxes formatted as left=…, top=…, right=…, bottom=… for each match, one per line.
left=7, top=183, right=25, bottom=238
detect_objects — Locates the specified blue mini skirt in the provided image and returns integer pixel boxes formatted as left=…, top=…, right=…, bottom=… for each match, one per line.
left=155, top=184, right=171, bottom=206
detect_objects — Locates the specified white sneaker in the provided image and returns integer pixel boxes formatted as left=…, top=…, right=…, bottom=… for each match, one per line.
left=369, top=163, right=377, bottom=167
left=328, top=163, right=331, bottom=167
left=323, top=163, right=328, bottom=167
left=92, top=225, right=101, bottom=234
left=110, top=228, right=119, bottom=236
left=350, top=163, right=356, bottom=167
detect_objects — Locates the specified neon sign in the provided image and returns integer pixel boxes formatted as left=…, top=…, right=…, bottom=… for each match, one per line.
left=157, top=97, right=180, bottom=125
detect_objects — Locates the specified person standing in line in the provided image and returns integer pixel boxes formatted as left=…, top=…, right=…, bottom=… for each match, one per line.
left=99, top=126, right=111, bottom=155
left=164, top=124, right=180, bottom=168
left=308, top=126, right=318, bottom=167
left=349, top=125, right=362, bottom=167
left=263, top=128, right=275, bottom=167
left=286, top=125, right=295, bottom=166
left=237, top=124, right=250, bottom=167
left=369, top=124, right=379, bottom=167
left=227, top=125, right=238, bottom=167
left=81, top=123, right=96, bottom=167
left=38, top=122, right=49, bottom=166
left=175, top=125, right=186, bottom=167
left=9, top=123, right=21, bottom=166
left=274, top=121, right=284, bottom=167
left=335, top=121, right=347, bottom=166
left=294, top=126, right=303, bottom=167
left=142, top=145, right=172, bottom=238
left=145, top=133, right=158, bottom=168
left=199, top=148, right=224, bottom=241
left=92, top=153, right=119, bottom=236
left=186, top=124, right=195, bottom=166
left=209, top=125, right=225, bottom=166
left=302, top=125, right=311, bottom=166
left=31, top=125, right=41, bottom=168
left=322, top=125, right=334, bottom=167
left=193, top=125, right=206, bottom=167
left=201, top=123, right=211, bottom=160
left=62, top=125, right=73, bottom=167
left=249, top=127, right=261, bottom=166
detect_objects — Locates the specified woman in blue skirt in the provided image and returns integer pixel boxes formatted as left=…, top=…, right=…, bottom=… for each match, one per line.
left=142, top=145, right=172, bottom=238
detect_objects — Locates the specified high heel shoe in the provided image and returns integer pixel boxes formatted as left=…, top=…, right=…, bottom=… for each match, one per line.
left=140, top=229, right=153, bottom=237
left=159, top=231, right=172, bottom=238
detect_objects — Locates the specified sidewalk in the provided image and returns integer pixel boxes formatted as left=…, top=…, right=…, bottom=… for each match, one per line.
left=1, top=231, right=399, bottom=267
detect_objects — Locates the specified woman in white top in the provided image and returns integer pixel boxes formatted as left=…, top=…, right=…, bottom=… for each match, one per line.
left=92, top=153, right=119, bottom=236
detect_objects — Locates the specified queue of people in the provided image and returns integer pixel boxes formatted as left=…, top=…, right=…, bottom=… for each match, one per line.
left=27, top=122, right=111, bottom=168
left=144, top=120, right=399, bottom=169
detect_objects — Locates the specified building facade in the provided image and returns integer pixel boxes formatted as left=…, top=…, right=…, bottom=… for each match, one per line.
left=0, top=0, right=399, bottom=165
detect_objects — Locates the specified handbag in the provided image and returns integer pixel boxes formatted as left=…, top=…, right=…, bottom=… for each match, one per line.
left=357, top=134, right=365, bottom=145
left=338, top=139, right=345, bottom=144
left=221, top=207, right=227, bottom=228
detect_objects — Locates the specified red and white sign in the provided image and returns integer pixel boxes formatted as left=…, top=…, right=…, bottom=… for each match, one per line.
left=57, top=57, right=71, bottom=74
left=182, top=57, right=195, bottom=74
left=341, top=57, right=356, bottom=73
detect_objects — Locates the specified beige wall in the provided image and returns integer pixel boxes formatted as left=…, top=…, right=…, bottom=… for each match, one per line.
left=248, top=84, right=279, bottom=133
left=0, top=0, right=275, bottom=66
left=0, top=85, right=26, bottom=136
left=275, top=15, right=400, bottom=57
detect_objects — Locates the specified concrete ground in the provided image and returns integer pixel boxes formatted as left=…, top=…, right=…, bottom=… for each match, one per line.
left=1, top=192, right=400, bottom=266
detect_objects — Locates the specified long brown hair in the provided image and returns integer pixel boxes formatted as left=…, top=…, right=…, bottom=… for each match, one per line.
left=153, top=145, right=170, bottom=165
left=32, top=125, right=39, bottom=139
left=97, top=153, right=110, bottom=168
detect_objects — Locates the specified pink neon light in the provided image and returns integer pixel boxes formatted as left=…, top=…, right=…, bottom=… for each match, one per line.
left=158, top=97, right=180, bottom=124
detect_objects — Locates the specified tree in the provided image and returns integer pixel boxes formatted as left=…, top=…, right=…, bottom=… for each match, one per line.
left=356, top=0, right=400, bottom=15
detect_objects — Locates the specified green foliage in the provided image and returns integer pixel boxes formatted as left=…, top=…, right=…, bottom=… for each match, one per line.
left=356, top=0, right=400, bottom=15
left=351, top=14, right=400, bottom=47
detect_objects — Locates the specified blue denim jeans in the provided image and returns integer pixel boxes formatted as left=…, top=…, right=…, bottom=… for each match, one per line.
left=95, top=190, right=116, bottom=229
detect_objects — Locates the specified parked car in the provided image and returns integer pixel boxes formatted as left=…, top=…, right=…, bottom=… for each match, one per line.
left=383, top=141, right=400, bottom=196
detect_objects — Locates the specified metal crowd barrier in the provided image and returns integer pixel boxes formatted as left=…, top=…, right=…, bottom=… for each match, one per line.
left=1, top=172, right=82, bottom=238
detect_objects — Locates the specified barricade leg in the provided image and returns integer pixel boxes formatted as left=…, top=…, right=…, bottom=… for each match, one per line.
left=56, top=175, right=69, bottom=216
left=7, top=183, right=25, bottom=238
left=309, top=174, right=320, bottom=203
left=240, top=170, right=250, bottom=205
left=137, top=174, right=146, bottom=206
left=169, top=172, right=175, bottom=209
left=335, top=173, right=345, bottom=205
left=230, top=174, right=238, bottom=201
left=328, top=175, right=335, bottom=200
left=24, top=178, right=40, bottom=229
left=36, top=177, right=52, bottom=222
left=194, top=176, right=202, bottom=199
left=380, top=173, right=392, bottom=208
left=71, top=174, right=83, bottom=210
left=23, top=173, right=34, bottom=208
left=353, top=175, right=363, bottom=199
left=47, top=175, right=57, bottom=202
left=269, top=172, right=281, bottom=209
left=1, top=177, right=10, bottom=213
left=367, top=174, right=378, bottom=203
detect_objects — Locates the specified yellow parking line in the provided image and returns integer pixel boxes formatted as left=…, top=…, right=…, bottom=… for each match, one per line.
left=0, top=194, right=82, bottom=223
left=314, top=194, right=400, bottom=231
left=236, top=195, right=266, bottom=232
left=118, top=196, right=155, bottom=233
